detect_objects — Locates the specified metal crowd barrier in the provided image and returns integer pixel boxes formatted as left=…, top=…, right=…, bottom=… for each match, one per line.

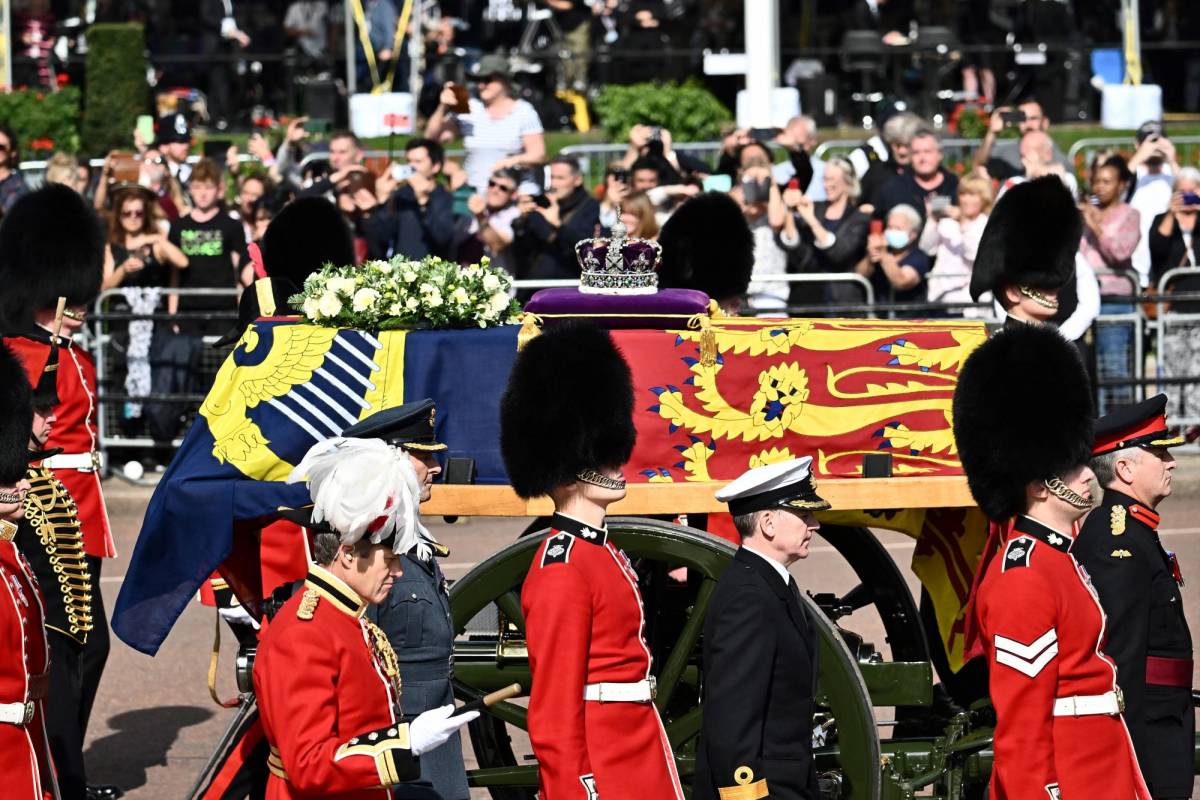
left=20, top=154, right=264, bottom=190
left=1067, top=136, right=1200, bottom=177
left=91, top=287, right=240, bottom=459
left=1155, top=268, right=1200, bottom=426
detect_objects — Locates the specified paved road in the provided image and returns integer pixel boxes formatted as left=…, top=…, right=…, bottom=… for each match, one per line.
left=84, top=472, right=1200, bottom=797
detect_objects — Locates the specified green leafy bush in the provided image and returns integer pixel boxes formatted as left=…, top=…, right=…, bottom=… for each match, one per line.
left=0, top=87, right=82, bottom=156
left=593, top=80, right=732, bottom=143
left=82, top=23, right=149, bottom=157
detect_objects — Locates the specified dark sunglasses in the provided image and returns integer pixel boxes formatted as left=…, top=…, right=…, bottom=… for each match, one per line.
left=122, top=209, right=145, bottom=219
left=488, top=180, right=515, bottom=192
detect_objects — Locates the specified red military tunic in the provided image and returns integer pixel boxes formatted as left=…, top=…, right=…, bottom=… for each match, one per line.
left=5, top=333, right=113, bottom=559
left=522, top=513, right=684, bottom=800
left=0, top=524, right=56, bottom=800
left=978, top=515, right=1151, bottom=799
left=254, top=563, right=419, bottom=799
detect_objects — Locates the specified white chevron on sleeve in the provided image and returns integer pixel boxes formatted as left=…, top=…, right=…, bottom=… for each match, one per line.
left=994, top=628, right=1059, bottom=678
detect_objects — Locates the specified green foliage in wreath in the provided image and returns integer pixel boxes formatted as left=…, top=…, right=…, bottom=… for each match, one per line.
left=0, top=86, right=82, bottom=156
left=593, top=79, right=733, bottom=144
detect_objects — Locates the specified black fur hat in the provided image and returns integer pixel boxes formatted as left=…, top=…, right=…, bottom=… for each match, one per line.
left=952, top=323, right=1094, bottom=521
left=0, top=184, right=104, bottom=330
left=261, top=197, right=355, bottom=298
left=969, top=176, right=1081, bottom=301
left=657, top=192, right=754, bottom=304
left=500, top=322, right=636, bottom=499
left=0, top=343, right=33, bottom=485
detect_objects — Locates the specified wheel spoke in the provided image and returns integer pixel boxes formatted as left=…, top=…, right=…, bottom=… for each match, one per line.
left=466, top=764, right=540, bottom=787
left=663, top=704, right=702, bottom=749
left=495, top=589, right=525, bottom=631
left=655, top=578, right=716, bottom=711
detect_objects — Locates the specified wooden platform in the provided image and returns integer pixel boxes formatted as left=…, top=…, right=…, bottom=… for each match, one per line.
left=423, top=476, right=975, bottom=517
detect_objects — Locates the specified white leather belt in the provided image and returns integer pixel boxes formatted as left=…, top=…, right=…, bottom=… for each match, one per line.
left=0, top=701, right=34, bottom=725
left=43, top=451, right=103, bottom=472
left=583, top=678, right=656, bottom=703
left=1053, top=689, right=1124, bottom=717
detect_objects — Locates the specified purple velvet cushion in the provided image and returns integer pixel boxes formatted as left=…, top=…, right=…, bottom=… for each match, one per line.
left=524, top=287, right=712, bottom=329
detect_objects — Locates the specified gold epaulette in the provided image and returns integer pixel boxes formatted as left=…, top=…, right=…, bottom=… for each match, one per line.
left=296, top=588, right=320, bottom=620
left=23, top=465, right=92, bottom=643
left=718, top=767, right=769, bottom=800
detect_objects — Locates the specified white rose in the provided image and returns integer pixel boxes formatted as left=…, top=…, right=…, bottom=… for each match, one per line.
left=451, top=287, right=470, bottom=305
left=402, top=270, right=417, bottom=283
left=482, top=274, right=501, bottom=292
left=302, top=296, right=322, bottom=320
left=352, top=288, right=380, bottom=312
left=425, top=291, right=443, bottom=308
left=376, top=261, right=394, bottom=274
left=318, top=291, right=343, bottom=318
left=328, top=277, right=356, bottom=296
left=389, top=302, right=403, bottom=316
left=489, top=291, right=510, bottom=313
left=405, top=297, right=420, bottom=310
left=419, top=282, right=436, bottom=294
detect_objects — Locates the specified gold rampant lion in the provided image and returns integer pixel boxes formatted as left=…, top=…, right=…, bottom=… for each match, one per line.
left=654, top=360, right=953, bottom=447
left=202, top=325, right=340, bottom=480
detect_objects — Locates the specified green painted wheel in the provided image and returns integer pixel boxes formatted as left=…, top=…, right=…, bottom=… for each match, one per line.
left=450, top=517, right=882, bottom=799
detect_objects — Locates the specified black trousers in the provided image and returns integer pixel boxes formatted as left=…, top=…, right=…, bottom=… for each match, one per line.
left=81, top=554, right=110, bottom=734
left=46, top=631, right=88, bottom=800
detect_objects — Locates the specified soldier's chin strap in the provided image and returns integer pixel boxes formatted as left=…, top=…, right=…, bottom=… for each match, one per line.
left=577, top=470, right=626, bottom=491
left=1045, top=477, right=1091, bottom=510
left=1019, top=285, right=1060, bottom=309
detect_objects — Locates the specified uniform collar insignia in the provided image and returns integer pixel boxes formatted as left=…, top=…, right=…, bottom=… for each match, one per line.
left=1013, top=516, right=1072, bottom=553
left=550, top=512, right=608, bottom=546
left=1129, top=503, right=1160, bottom=529
left=305, top=564, right=368, bottom=618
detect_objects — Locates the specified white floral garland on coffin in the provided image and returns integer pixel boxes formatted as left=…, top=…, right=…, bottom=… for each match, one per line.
left=290, top=255, right=523, bottom=330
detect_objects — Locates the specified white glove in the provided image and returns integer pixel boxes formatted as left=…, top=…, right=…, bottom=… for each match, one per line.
left=409, top=704, right=479, bottom=756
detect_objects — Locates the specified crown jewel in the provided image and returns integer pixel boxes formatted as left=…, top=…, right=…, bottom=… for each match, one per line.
left=574, top=210, right=661, bottom=295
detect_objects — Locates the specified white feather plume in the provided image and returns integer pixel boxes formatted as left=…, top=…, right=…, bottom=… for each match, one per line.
left=288, top=437, right=429, bottom=554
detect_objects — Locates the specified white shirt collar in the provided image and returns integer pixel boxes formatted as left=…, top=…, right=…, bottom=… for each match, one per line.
left=741, top=544, right=792, bottom=585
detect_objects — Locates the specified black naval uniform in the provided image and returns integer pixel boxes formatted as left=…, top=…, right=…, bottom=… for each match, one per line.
left=695, top=547, right=819, bottom=800
left=1073, top=491, right=1194, bottom=797
left=18, top=454, right=95, bottom=799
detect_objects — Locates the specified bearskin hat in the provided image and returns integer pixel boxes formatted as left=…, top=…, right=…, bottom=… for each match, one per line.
left=657, top=192, right=754, bottom=304
left=212, top=276, right=300, bottom=348
left=952, top=323, right=1093, bottom=521
left=969, top=175, right=1081, bottom=301
left=261, top=197, right=355, bottom=297
left=0, top=343, right=33, bottom=485
left=500, top=322, right=636, bottom=499
left=0, top=184, right=104, bottom=330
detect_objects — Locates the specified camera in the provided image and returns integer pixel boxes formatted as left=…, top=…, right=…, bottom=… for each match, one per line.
left=390, top=163, right=415, bottom=181
left=1000, top=110, right=1026, bottom=127
left=741, top=176, right=771, bottom=205
left=608, top=168, right=630, bottom=184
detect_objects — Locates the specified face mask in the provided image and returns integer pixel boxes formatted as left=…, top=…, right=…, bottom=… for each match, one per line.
left=884, top=229, right=910, bottom=250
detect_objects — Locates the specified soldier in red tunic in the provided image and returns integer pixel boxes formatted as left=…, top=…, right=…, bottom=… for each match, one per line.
left=0, top=186, right=113, bottom=770
left=954, top=322, right=1151, bottom=799
left=0, top=342, right=59, bottom=800
left=254, top=437, right=476, bottom=799
left=500, top=322, right=685, bottom=800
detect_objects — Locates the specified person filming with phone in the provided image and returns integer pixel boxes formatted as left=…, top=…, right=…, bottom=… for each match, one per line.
left=974, top=98, right=1070, bottom=177
left=863, top=204, right=931, bottom=317
left=1128, top=121, right=1180, bottom=287
left=511, top=156, right=600, bottom=285
left=362, top=138, right=455, bottom=260
left=1150, top=168, right=1200, bottom=415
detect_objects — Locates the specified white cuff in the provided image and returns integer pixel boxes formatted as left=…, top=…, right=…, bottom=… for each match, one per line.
left=814, top=233, right=837, bottom=250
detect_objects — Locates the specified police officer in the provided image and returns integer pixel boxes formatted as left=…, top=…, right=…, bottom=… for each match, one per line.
left=695, top=457, right=827, bottom=800
left=1072, top=395, right=1192, bottom=798
left=954, top=322, right=1150, bottom=799
left=256, top=437, right=476, bottom=798
left=347, top=400, right=469, bottom=800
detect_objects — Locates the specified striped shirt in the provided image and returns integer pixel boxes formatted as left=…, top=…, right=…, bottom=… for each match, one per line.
left=452, top=98, right=544, bottom=193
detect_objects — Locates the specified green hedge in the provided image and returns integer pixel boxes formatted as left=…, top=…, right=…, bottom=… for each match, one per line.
left=0, top=87, right=82, bottom=156
left=83, top=23, right=149, bottom=157
left=593, top=79, right=732, bottom=144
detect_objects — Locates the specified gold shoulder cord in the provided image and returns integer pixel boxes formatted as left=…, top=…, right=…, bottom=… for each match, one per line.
left=365, top=620, right=405, bottom=709
left=24, top=466, right=93, bottom=642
